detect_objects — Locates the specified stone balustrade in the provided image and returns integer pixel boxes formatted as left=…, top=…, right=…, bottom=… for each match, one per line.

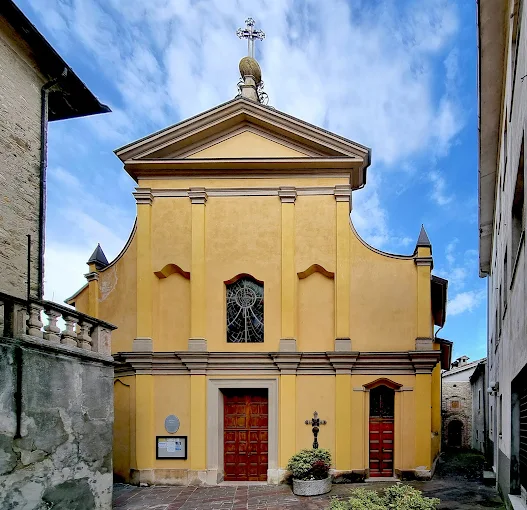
left=0, top=291, right=116, bottom=355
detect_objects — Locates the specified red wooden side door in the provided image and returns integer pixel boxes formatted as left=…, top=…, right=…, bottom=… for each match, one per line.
left=223, top=389, right=268, bottom=481
left=369, top=417, right=394, bottom=477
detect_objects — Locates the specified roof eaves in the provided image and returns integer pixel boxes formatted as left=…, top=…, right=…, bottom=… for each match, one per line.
left=1, top=1, right=110, bottom=121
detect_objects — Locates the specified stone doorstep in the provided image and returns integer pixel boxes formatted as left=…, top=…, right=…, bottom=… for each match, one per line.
left=365, top=477, right=399, bottom=483
left=483, top=470, right=496, bottom=486
left=509, top=495, right=527, bottom=510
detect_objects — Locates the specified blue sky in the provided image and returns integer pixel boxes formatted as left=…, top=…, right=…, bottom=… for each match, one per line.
left=17, top=0, right=486, bottom=361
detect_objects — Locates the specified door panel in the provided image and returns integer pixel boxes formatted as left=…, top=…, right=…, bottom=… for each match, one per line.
left=223, top=389, right=268, bottom=481
left=369, top=385, right=395, bottom=478
left=369, top=417, right=394, bottom=476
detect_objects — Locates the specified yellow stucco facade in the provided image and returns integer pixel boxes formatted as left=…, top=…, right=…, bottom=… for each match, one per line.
left=69, top=97, right=450, bottom=485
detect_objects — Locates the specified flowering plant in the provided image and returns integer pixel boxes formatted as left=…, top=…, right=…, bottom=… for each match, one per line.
left=286, top=448, right=331, bottom=480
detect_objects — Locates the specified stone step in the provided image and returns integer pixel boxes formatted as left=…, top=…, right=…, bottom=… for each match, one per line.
left=483, top=470, right=496, bottom=486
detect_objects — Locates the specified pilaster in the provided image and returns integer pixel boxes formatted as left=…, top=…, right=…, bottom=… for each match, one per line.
left=190, top=374, right=207, bottom=471
left=335, top=373, right=352, bottom=470
left=189, top=188, right=207, bottom=344
left=135, top=374, right=155, bottom=469
left=279, top=374, right=296, bottom=467
left=415, top=246, right=433, bottom=338
left=335, top=185, right=351, bottom=344
left=414, top=373, right=432, bottom=469
left=85, top=263, right=99, bottom=318
left=279, top=187, right=297, bottom=342
left=134, top=188, right=154, bottom=348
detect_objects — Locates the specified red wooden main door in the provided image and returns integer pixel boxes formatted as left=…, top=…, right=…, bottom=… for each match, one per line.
left=369, top=386, right=394, bottom=477
left=223, top=389, right=268, bottom=481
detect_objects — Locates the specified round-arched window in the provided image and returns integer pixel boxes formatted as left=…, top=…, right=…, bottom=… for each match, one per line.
left=226, top=277, right=264, bottom=343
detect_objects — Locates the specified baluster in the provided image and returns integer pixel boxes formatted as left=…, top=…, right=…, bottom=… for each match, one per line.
left=61, top=314, right=79, bottom=347
left=43, top=307, right=61, bottom=343
left=27, top=303, right=44, bottom=338
left=77, top=321, right=93, bottom=350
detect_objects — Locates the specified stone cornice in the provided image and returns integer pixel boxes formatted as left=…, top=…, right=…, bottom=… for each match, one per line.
left=188, top=187, right=208, bottom=204
left=414, top=256, right=433, bottom=267
left=133, top=187, right=154, bottom=205
left=278, top=187, right=297, bottom=204
left=84, top=271, right=99, bottom=282
left=114, top=350, right=441, bottom=376
left=334, top=184, right=352, bottom=202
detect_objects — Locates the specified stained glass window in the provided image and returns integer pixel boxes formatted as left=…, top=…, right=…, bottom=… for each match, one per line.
left=226, top=277, right=264, bottom=343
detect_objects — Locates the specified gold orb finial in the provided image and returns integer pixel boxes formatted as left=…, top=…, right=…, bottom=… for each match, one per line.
left=239, top=56, right=262, bottom=84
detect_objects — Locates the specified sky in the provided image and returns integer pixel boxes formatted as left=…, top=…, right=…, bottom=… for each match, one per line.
left=17, top=0, right=487, bottom=361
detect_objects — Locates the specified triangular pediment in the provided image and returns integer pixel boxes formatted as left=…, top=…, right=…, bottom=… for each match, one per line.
left=179, top=126, right=320, bottom=159
left=115, top=98, right=371, bottom=185
left=115, top=98, right=369, bottom=161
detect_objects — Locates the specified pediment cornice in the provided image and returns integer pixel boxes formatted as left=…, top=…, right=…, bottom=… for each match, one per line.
left=115, top=98, right=371, bottom=165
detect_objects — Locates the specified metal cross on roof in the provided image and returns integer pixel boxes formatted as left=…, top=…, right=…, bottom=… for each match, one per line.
left=236, top=18, right=265, bottom=59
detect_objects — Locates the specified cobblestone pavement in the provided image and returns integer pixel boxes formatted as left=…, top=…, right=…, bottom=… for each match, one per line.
left=113, top=477, right=504, bottom=510
left=113, top=451, right=504, bottom=510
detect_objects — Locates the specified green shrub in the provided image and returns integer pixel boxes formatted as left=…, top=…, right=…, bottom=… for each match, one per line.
left=329, top=484, right=440, bottom=510
left=286, top=448, right=332, bottom=480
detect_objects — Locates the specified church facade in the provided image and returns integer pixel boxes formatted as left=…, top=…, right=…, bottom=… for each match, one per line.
left=68, top=53, right=451, bottom=486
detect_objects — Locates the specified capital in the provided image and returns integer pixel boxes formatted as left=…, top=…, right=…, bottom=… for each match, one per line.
left=188, top=187, right=208, bottom=205
left=133, top=188, right=154, bottom=205
left=84, top=271, right=99, bottom=282
left=278, top=187, right=297, bottom=204
left=334, top=184, right=352, bottom=202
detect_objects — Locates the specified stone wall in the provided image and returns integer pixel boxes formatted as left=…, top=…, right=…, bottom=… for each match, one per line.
left=0, top=18, right=45, bottom=300
left=442, top=380, right=472, bottom=449
left=0, top=335, right=114, bottom=509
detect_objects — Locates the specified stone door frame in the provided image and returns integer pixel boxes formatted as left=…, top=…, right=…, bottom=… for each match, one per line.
left=206, top=378, right=279, bottom=484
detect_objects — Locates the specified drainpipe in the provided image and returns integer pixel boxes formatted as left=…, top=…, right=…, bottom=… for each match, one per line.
left=38, top=73, right=64, bottom=300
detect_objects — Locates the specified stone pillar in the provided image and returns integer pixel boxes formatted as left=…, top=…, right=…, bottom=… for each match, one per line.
left=334, top=185, right=351, bottom=349
left=279, top=187, right=297, bottom=350
left=135, top=374, right=155, bottom=470
left=188, top=188, right=207, bottom=351
left=133, top=188, right=154, bottom=352
left=415, top=245, right=433, bottom=339
left=414, top=373, right=432, bottom=472
left=274, top=354, right=300, bottom=468
left=431, top=363, right=441, bottom=459
left=190, top=373, right=207, bottom=480
left=335, top=373, right=352, bottom=470
left=85, top=264, right=99, bottom=318
left=351, top=386, right=366, bottom=472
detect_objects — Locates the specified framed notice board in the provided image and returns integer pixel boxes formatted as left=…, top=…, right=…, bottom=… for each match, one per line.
left=156, top=436, right=187, bottom=459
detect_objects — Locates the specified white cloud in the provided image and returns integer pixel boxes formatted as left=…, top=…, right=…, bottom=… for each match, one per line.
left=436, top=238, right=478, bottom=291
left=24, top=0, right=468, bottom=299
left=43, top=166, right=132, bottom=303
left=429, top=170, right=453, bottom=206
left=448, top=289, right=486, bottom=316
left=445, top=238, right=458, bottom=265
left=351, top=172, right=415, bottom=251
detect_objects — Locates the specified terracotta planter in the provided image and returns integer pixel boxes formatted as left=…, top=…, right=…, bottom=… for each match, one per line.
left=292, top=476, right=332, bottom=496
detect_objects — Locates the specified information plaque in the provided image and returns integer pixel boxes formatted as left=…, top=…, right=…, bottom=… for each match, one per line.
left=165, top=415, right=180, bottom=434
left=156, top=436, right=187, bottom=459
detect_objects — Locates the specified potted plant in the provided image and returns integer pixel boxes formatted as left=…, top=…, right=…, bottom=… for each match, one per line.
left=286, top=448, right=332, bottom=496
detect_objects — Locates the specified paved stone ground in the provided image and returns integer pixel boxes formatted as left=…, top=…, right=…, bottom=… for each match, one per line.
left=113, top=452, right=505, bottom=510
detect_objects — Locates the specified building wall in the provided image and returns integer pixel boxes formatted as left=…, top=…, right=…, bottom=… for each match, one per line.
left=0, top=336, right=114, bottom=509
left=486, top=0, right=527, bottom=501
left=72, top=117, right=442, bottom=485
left=471, top=368, right=487, bottom=453
left=442, top=380, right=472, bottom=449
left=0, top=18, right=45, bottom=300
